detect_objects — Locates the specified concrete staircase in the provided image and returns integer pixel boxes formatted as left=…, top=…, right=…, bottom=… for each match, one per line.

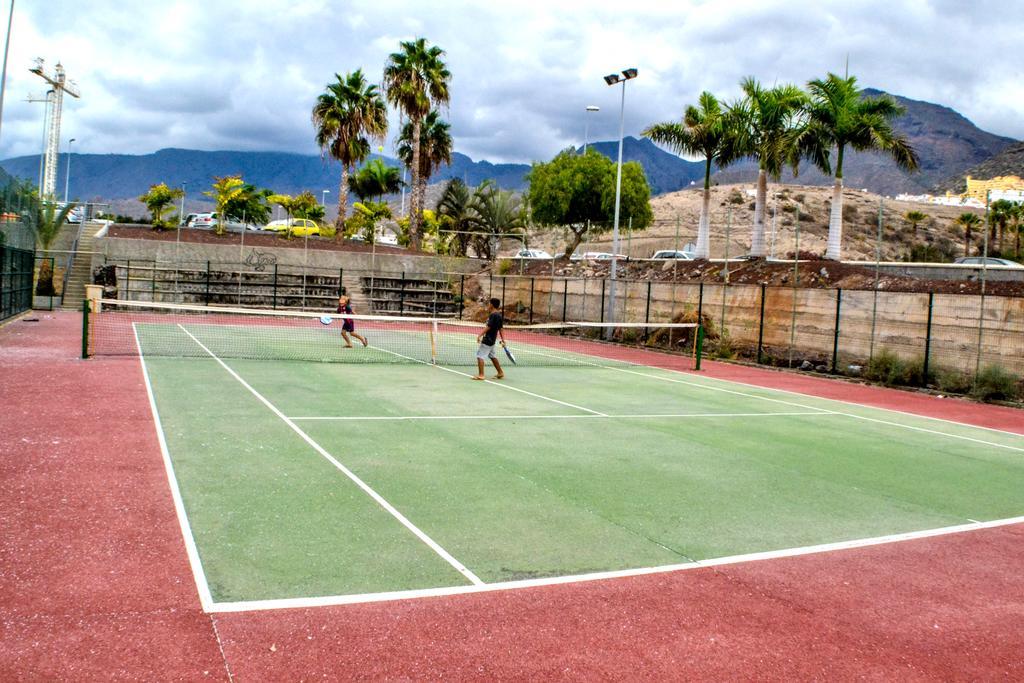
left=61, top=222, right=106, bottom=310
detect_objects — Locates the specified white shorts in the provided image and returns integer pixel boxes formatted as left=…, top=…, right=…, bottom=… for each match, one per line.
left=476, top=342, right=497, bottom=360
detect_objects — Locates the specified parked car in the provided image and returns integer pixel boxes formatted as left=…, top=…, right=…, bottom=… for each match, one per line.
left=593, top=252, right=628, bottom=261
left=514, top=248, right=553, bottom=259
left=263, top=218, right=321, bottom=237
left=954, top=256, right=1024, bottom=268
left=651, top=250, right=692, bottom=260
left=181, top=213, right=200, bottom=227
left=189, top=212, right=261, bottom=232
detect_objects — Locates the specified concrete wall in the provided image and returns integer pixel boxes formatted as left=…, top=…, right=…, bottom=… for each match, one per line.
left=486, top=273, right=1024, bottom=377
left=91, top=233, right=487, bottom=278
left=845, top=261, right=1024, bottom=282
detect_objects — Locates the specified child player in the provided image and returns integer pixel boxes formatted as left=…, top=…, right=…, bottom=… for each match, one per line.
left=473, top=298, right=505, bottom=380
left=337, top=288, right=368, bottom=348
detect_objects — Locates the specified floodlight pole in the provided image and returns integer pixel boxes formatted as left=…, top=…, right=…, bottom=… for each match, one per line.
left=0, top=0, right=14, bottom=147
left=604, top=68, right=637, bottom=336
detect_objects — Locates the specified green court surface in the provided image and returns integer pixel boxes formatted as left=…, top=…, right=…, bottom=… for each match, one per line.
left=138, top=322, right=1024, bottom=606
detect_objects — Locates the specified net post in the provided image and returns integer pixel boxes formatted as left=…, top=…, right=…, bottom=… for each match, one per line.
left=459, top=275, right=465, bottom=319
left=831, top=287, right=842, bottom=374
left=127, top=259, right=132, bottom=299
left=599, top=279, right=606, bottom=323
left=922, top=290, right=934, bottom=386
left=562, top=278, right=568, bottom=323
left=529, top=277, right=535, bottom=324
left=81, top=298, right=90, bottom=359
left=643, top=280, right=652, bottom=343
left=430, top=319, right=438, bottom=364
left=756, top=283, right=766, bottom=364
left=697, top=281, right=704, bottom=325
left=272, top=264, right=278, bottom=310
left=694, top=324, right=704, bottom=371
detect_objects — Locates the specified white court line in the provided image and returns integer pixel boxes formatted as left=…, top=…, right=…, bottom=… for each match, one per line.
left=288, top=411, right=830, bottom=421
left=132, top=323, right=215, bottom=612
left=368, top=343, right=608, bottom=416
left=176, top=324, right=484, bottom=587
left=513, top=345, right=1024, bottom=453
left=206, top=513, right=1024, bottom=613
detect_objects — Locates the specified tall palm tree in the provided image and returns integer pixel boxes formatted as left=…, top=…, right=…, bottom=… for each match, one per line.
left=643, top=91, right=742, bottom=259
left=955, top=212, right=982, bottom=256
left=989, top=199, right=1016, bottom=253
left=729, top=78, right=807, bottom=257
left=398, top=109, right=453, bottom=214
left=903, top=210, right=927, bottom=238
left=383, top=38, right=451, bottom=250
left=311, top=69, right=388, bottom=230
left=436, top=178, right=474, bottom=256
left=803, top=73, right=919, bottom=260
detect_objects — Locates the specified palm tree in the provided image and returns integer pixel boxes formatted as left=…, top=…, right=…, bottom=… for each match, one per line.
left=643, top=91, right=742, bottom=259
left=467, top=181, right=525, bottom=259
left=729, top=78, right=807, bottom=257
left=347, top=158, right=403, bottom=203
left=904, top=210, right=927, bottom=238
left=803, top=73, right=919, bottom=260
left=955, top=212, right=982, bottom=256
left=398, top=109, right=453, bottom=214
left=25, top=196, right=77, bottom=295
left=989, top=199, right=1016, bottom=253
left=1011, top=202, right=1023, bottom=258
left=311, top=69, right=388, bottom=230
left=203, top=176, right=244, bottom=235
left=436, top=178, right=475, bottom=256
left=383, top=38, right=451, bottom=250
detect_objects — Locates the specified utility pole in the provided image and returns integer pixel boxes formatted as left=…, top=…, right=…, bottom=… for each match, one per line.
left=29, top=58, right=79, bottom=198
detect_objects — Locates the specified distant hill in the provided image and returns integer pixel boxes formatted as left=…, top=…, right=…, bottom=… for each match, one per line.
left=933, top=141, right=1024, bottom=193
left=711, top=88, right=1016, bottom=195
left=580, top=137, right=706, bottom=195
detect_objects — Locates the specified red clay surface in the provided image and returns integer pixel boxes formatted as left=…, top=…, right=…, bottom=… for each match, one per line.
left=3, top=310, right=1023, bottom=680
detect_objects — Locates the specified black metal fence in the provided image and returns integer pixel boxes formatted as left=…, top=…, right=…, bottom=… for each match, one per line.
left=486, top=274, right=1024, bottom=383
left=1, top=245, right=34, bottom=322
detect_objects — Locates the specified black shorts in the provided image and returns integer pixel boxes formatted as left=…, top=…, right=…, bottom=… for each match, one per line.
left=342, top=319, right=355, bottom=332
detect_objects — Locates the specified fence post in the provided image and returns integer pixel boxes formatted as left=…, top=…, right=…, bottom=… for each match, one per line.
left=272, top=264, right=278, bottom=310
left=151, top=260, right=156, bottom=301
left=400, top=271, right=406, bottom=315
left=599, top=279, right=606, bottom=323
left=501, top=277, right=506, bottom=311
left=81, top=298, right=89, bottom=359
left=831, top=288, right=842, bottom=374
left=923, top=291, right=934, bottom=385
left=338, top=268, right=344, bottom=298
left=529, top=277, right=535, bottom=324
left=459, top=275, right=465, bottom=319
left=489, top=273, right=493, bottom=299
left=205, top=260, right=211, bottom=305
left=643, top=280, right=652, bottom=342
left=126, top=259, right=132, bottom=299
left=697, top=281, right=704, bottom=324
left=756, top=283, right=766, bottom=364
left=562, top=278, right=568, bottom=323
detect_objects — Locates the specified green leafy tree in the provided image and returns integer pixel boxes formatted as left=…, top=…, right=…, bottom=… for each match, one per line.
left=955, top=212, right=982, bottom=256
left=527, top=149, right=653, bottom=258
left=436, top=178, right=475, bottom=256
left=397, top=109, right=452, bottom=212
left=903, top=210, right=927, bottom=238
left=347, top=158, right=403, bottom=202
left=643, top=91, right=743, bottom=258
left=312, top=69, right=389, bottom=230
left=138, top=183, right=184, bottom=229
left=222, top=182, right=271, bottom=227
left=802, top=73, right=919, bottom=260
left=729, top=78, right=807, bottom=257
left=466, top=181, right=526, bottom=259
left=383, top=38, right=451, bottom=250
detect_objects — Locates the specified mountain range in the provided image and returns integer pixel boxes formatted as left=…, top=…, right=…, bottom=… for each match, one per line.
left=0, top=88, right=1016, bottom=204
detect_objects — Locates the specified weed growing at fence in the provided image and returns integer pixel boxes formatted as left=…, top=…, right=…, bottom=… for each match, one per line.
left=970, top=365, right=1021, bottom=402
left=863, top=350, right=930, bottom=387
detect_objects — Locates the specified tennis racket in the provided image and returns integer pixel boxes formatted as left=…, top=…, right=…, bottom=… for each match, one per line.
left=319, top=315, right=333, bottom=325
left=501, top=341, right=517, bottom=364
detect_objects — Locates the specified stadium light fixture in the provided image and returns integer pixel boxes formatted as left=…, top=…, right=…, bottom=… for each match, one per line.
left=603, top=68, right=637, bottom=332
left=583, top=105, right=600, bottom=153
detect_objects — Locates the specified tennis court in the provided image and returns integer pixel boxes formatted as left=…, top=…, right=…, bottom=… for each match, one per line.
left=88, top=301, right=1024, bottom=612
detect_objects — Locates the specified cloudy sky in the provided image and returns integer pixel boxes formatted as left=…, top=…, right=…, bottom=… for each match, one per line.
left=1, top=0, right=1020, bottom=163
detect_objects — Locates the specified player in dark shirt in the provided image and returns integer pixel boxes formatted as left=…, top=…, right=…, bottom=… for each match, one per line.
left=337, top=289, right=368, bottom=348
left=473, top=298, right=505, bottom=380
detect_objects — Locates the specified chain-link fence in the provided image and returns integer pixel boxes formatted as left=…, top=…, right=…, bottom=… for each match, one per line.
left=486, top=273, right=1024, bottom=382
left=1, top=245, right=34, bottom=321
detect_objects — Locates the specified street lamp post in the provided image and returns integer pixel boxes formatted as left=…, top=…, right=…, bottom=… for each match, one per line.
left=583, top=105, right=599, bottom=153
left=321, top=189, right=329, bottom=208
left=602, top=68, right=637, bottom=332
left=63, top=137, right=75, bottom=203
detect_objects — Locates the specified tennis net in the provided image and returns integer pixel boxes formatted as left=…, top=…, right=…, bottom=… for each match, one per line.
left=83, top=299, right=703, bottom=369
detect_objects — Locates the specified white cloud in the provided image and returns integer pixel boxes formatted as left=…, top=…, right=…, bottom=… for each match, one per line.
left=0, top=0, right=1020, bottom=163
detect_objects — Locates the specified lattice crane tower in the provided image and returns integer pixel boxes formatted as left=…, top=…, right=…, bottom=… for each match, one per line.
left=29, top=58, right=79, bottom=198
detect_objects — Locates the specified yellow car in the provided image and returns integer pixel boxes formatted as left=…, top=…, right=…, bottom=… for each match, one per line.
left=264, top=218, right=321, bottom=237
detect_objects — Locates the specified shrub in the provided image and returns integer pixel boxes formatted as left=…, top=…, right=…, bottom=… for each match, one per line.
left=970, top=365, right=1020, bottom=402
left=842, top=204, right=858, bottom=221
left=793, top=193, right=805, bottom=203
left=727, top=189, right=745, bottom=205
left=863, top=350, right=929, bottom=387
left=318, top=223, right=337, bottom=239
left=936, top=368, right=973, bottom=395
left=497, top=259, right=514, bottom=275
